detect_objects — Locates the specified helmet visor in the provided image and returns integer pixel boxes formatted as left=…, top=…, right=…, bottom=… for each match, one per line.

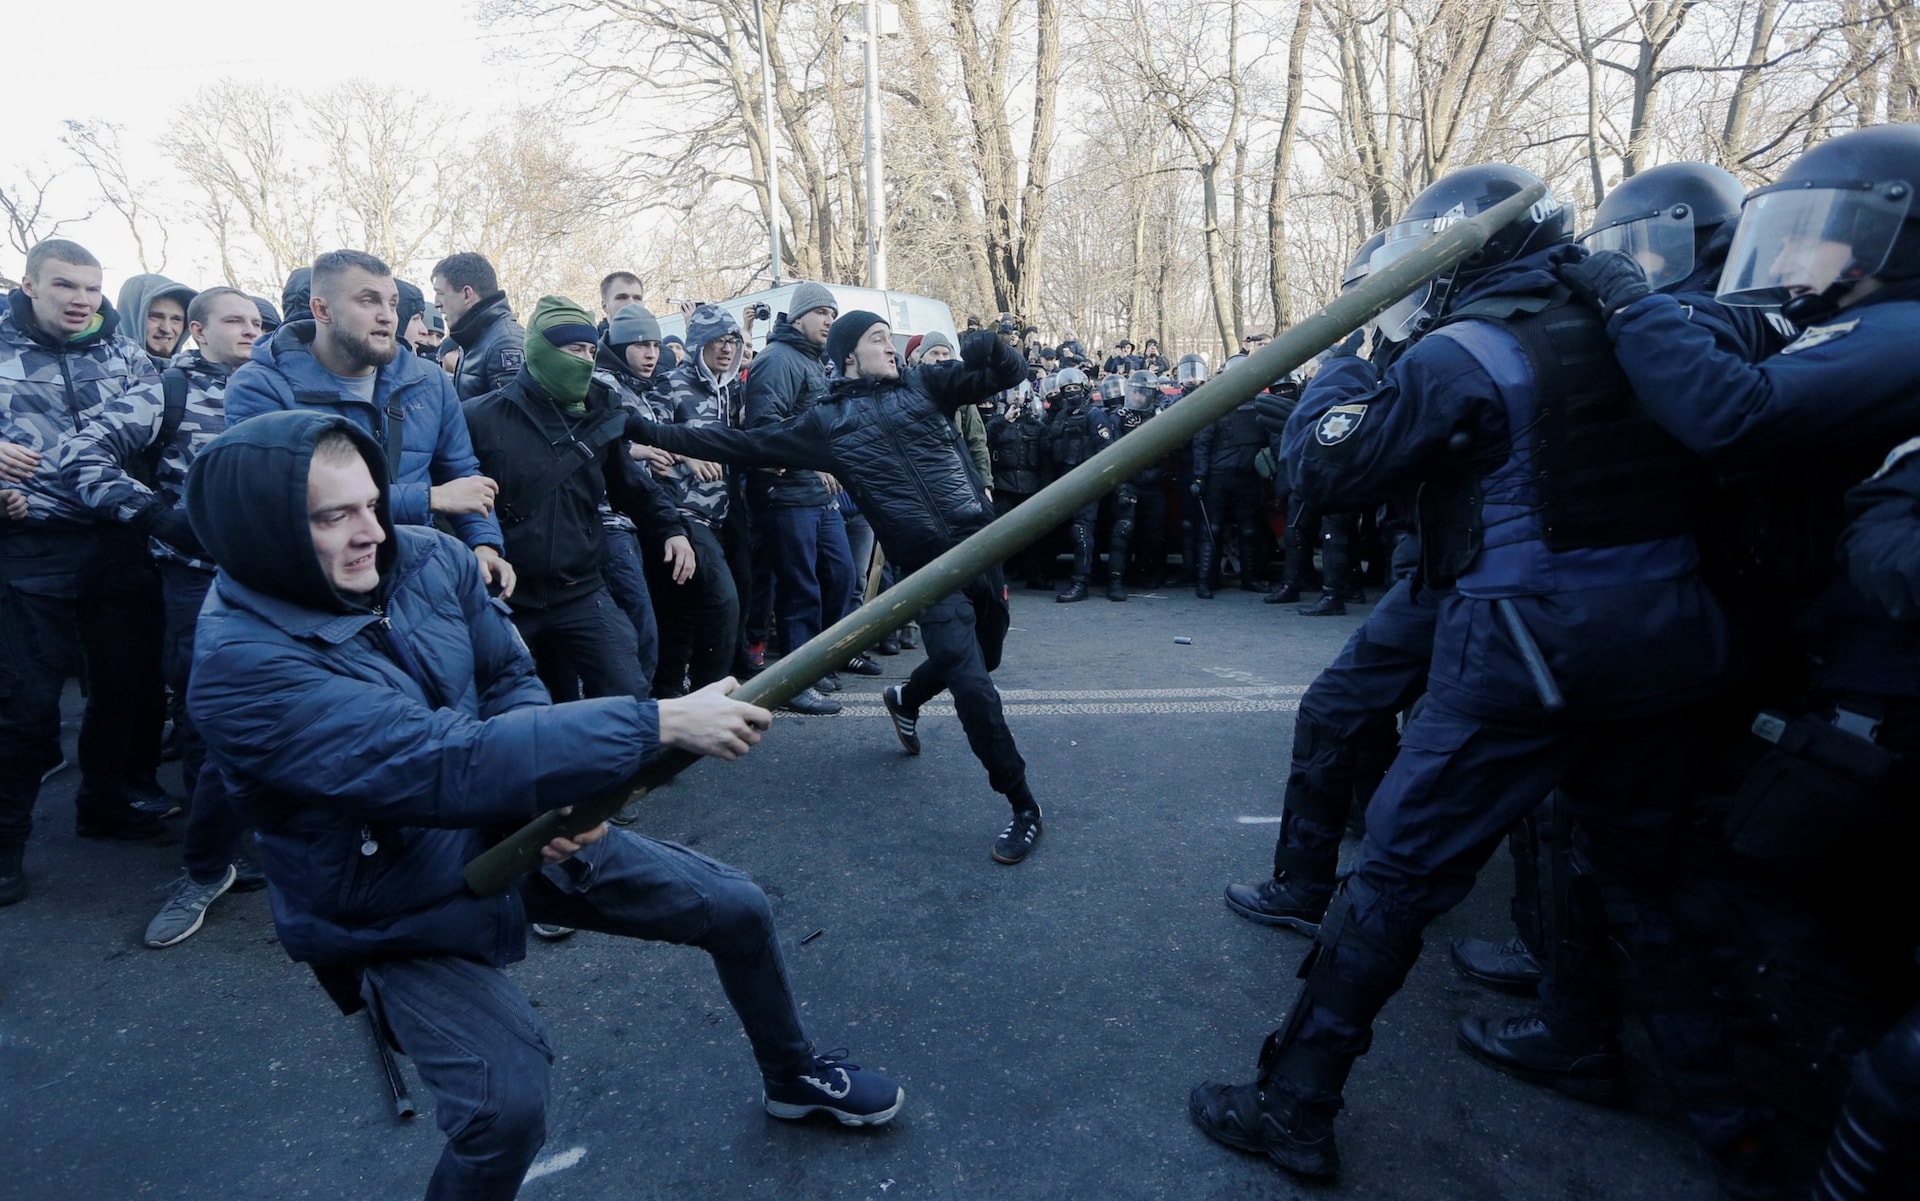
left=1581, top=210, right=1697, bottom=291
left=1717, top=182, right=1912, bottom=306
left=1369, top=237, right=1435, bottom=343
left=1175, top=359, right=1207, bottom=385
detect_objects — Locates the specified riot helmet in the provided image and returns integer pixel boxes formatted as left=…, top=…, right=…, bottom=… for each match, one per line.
left=1124, top=369, right=1158, bottom=410
left=1718, top=124, right=1920, bottom=325
left=1580, top=162, right=1745, bottom=291
left=1175, top=352, right=1208, bottom=387
left=1098, top=375, right=1127, bottom=407
left=1054, top=365, right=1090, bottom=407
left=1372, top=164, right=1570, bottom=340
left=1342, top=230, right=1387, bottom=292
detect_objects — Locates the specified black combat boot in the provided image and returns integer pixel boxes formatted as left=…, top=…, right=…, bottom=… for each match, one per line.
left=1195, top=536, right=1216, bottom=599
left=1056, top=577, right=1090, bottom=603
left=1299, top=523, right=1360, bottom=614
left=1449, top=935, right=1544, bottom=993
left=1296, top=592, right=1347, bottom=616
left=1455, top=1012, right=1628, bottom=1106
left=1188, top=1077, right=1340, bottom=1182
left=1224, top=875, right=1331, bottom=934
left=1107, top=571, right=1129, bottom=602
left=0, top=845, right=24, bottom=907
left=1266, top=521, right=1307, bottom=603
left=1059, top=524, right=1093, bottom=602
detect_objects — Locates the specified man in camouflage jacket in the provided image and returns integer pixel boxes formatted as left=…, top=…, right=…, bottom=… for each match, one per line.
left=0, top=240, right=172, bottom=907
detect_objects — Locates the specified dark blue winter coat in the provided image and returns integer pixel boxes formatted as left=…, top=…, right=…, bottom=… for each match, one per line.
left=185, top=411, right=659, bottom=969
left=225, top=319, right=504, bottom=550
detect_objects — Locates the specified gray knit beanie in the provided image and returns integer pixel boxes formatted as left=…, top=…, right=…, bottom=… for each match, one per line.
left=608, top=302, right=663, bottom=348
left=785, top=281, right=838, bottom=322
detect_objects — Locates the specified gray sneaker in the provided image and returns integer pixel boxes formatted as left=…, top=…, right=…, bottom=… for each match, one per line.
left=144, top=864, right=237, bottom=949
left=531, top=923, right=577, bottom=941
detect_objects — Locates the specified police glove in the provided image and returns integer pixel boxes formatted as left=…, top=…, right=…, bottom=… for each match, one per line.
left=1328, top=328, right=1366, bottom=360
left=1253, top=390, right=1297, bottom=440
left=1558, top=249, right=1652, bottom=322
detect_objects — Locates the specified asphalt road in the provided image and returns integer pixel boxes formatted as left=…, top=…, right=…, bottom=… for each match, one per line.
left=0, top=584, right=1728, bottom=1200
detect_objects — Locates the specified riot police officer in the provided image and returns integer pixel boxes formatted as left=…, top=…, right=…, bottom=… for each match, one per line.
left=1191, top=163, right=1772, bottom=1194
left=987, top=383, right=1054, bottom=590
left=1104, top=370, right=1167, bottom=601
left=1190, top=359, right=1273, bottom=598
left=1046, top=367, right=1113, bottom=602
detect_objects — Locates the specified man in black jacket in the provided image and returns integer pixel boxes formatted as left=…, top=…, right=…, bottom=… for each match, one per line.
left=744, top=282, right=858, bottom=716
left=623, top=314, right=1046, bottom=865
left=434, top=252, right=526, bottom=401
left=464, top=296, right=694, bottom=701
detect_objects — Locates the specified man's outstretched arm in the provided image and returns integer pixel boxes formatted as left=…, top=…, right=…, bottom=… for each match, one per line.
left=623, top=408, right=837, bottom=473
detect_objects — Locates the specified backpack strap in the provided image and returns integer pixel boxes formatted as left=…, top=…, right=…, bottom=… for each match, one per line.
left=139, top=368, right=190, bottom=484
left=494, top=408, right=631, bottom=528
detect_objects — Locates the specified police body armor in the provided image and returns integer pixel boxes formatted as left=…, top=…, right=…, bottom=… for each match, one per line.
left=1417, top=292, right=1702, bottom=588
left=1050, top=401, right=1100, bottom=470
left=1116, top=406, right=1162, bottom=484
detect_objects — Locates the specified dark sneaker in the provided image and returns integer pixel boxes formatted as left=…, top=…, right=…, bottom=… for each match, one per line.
left=875, top=636, right=902, bottom=656
left=1189, top=1079, right=1340, bottom=1181
left=0, top=846, right=24, bottom=908
left=610, top=794, right=646, bottom=827
left=991, top=806, right=1043, bottom=865
left=1449, top=935, right=1544, bottom=994
left=76, top=806, right=166, bottom=841
left=745, top=641, right=767, bottom=671
left=1456, top=1013, right=1628, bottom=1107
left=127, top=780, right=184, bottom=818
left=783, top=687, right=843, bottom=716
left=229, top=858, right=269, bottom=893
left=764, top=1049, right=904, bottom=1126
left=531, top=923, right=577, bottom=941
left=144, top=864, right=237, bottom=949
left=1297, top=594, right=1348, bottom=617
left=882, top=685, right=920, bottom=755
left=1224, top=876, right=1330, bottom=934
left=1264, top=582, right=1301, bottom=604
left=842, top=653, right=884, bottom=677
left=815, top=673, right=843, bottom=693
left=898, top=625, right=918, bottom=650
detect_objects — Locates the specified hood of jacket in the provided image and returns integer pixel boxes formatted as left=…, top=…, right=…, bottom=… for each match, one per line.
left=5, top=288, right=123, bottom=352
left=281, top=268, right=312, bottom=326
left=766, top=318, right=825, bottom=359
left=396, top=278, right=428, bottom=344
left=115, top=273, right=197, bottom=358
left=187, top=408, right=399, bottom=616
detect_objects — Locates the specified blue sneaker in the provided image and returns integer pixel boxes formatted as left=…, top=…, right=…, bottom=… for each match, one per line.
left=763, top=1049, right=904, bottom=1126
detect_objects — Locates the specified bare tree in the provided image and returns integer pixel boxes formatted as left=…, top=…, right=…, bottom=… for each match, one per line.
left=61, top=120, right=171, bottom=273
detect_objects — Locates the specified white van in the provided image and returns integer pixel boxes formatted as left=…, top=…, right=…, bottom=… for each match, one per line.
left=656, top=284, right=961, bottom=358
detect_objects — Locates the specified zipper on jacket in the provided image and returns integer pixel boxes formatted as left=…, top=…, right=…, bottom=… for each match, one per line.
left=878, top=407, right=953, bottom=543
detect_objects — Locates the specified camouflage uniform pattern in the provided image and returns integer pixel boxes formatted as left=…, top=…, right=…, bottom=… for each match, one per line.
left=653, top=357, right=741, bottom=528
left=49, top=348, right=233, bottom=568
left=0, top=291, right=162, bottom=526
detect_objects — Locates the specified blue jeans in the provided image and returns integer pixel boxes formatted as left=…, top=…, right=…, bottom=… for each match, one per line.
left=762, top=504, right=857, bottom=655
left=842, top=506, right=875, bottom=610
left=599, top=527, right=658, bottom=695
left=361, top=829, right=814, bottom=1200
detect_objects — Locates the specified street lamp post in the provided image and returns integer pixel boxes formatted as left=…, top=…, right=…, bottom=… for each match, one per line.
left=863, top=0, right=886, bottom=288
left=755, top=0, right=783, bottom=285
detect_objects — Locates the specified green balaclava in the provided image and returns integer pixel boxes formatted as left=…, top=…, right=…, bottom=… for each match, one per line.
left=525, top=295, right=601, bottom=412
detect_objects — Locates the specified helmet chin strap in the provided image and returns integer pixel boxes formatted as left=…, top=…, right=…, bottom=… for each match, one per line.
left=1780, top=280, right=1856, bottom=329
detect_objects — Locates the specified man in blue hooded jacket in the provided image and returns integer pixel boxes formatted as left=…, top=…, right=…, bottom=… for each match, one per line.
left=224, top=249, right=515, bottom=598
left=185, top=408, right=903, bottom=1201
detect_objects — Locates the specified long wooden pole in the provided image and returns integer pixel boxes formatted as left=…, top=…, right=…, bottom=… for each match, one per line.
left=464, top=182, right=1548, bottom=896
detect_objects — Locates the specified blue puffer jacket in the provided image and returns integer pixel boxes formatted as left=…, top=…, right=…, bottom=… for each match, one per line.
left=186, top=411, right=660, bottom=969
left=224, top=319, right=503, bottom=550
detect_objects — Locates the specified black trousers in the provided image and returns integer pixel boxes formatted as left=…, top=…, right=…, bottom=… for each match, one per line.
left=511, top=586, right=645, bottom=701
left=0, top=524, right=165, bottom=845
left=648, top=520, right=739, bottom=698
left=898, top=573, right=1028, bottom=802
left=159, top=561, right=247, bottom=884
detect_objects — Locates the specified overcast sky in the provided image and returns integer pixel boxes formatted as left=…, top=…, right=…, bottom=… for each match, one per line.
left=2, top=0, right=536, bottom=283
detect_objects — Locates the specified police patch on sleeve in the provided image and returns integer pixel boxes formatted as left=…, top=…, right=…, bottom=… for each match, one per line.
left=499, top=347, right=525, bottom=370
left=1095, top=425, right=1113, bottom=441
left=1779, top=319, right=1858, bottom=355
left=1315, top=404, right=1368, bottom=446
